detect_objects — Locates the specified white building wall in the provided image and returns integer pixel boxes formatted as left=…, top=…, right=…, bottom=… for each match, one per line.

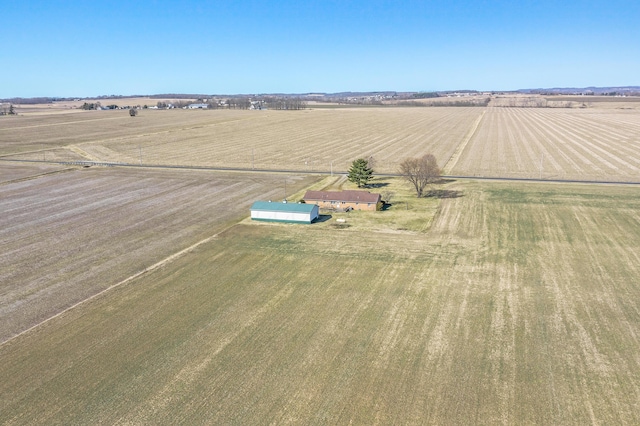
left=251, top=210, right=312, bottom=223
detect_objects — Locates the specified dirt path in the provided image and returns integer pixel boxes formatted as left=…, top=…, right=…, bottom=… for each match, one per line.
left=0, top=167, right=76, bottom=186
left=443, top=110, right=485, bottom=174
left=68, top=145, right=102, bottom=161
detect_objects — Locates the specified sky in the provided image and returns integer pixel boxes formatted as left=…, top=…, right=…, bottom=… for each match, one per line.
left=2, top=0, right=640, bottom=98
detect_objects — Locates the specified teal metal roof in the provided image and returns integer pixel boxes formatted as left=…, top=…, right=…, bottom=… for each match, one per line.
left=251, top=201, right=317, bottom=213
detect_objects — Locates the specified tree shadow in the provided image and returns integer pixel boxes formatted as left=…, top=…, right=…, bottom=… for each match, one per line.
left=367, top=182, right=390, bottom=189
left=330, top=222, right=351, bottom=229
left=435, top=178, right=457, bottom=185
left=424, top=189, right=464, bottom=199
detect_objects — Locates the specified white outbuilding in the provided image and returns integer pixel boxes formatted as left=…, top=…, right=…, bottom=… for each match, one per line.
left=250, top=201, right=319, bottom=224
left=187, top=103, right=209, bottom=109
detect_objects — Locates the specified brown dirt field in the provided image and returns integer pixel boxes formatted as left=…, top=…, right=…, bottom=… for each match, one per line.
left=452, top=107, right=640, bottom=181
left=0, top=107, right=482, bottom=173
left=3, top=104, right=640, bottom=181
left=0, top=162, right=73, bottom=184
left=0, top=165, right=317, bottom=343
left=545, top=95, right=640, bottom=109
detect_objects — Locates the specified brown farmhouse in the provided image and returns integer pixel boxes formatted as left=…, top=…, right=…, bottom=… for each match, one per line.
left=303, top=190, right=383, bottom=211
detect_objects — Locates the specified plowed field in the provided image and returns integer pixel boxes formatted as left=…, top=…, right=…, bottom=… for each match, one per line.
left=452, top=107, right=640, bottom=181
left=1, top=107, right=480, bottom=173
left=0, top=166, right=315, bottom=343
left=3, top=104, right=640, bottom=181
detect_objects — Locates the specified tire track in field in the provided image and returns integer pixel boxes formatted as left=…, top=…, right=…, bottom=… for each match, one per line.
left=0, top=167, right=76, bottom=186
left=0, top=225, right=231, bottom=347
left=443, top=110, right=485, bottom=174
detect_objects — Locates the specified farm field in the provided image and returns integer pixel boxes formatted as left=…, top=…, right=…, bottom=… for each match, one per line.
left=451, top=107, right=640, bottom=182
left=0, top=162, right=73, bottom=183
left=0, top=108, right=251, bottom=157
left=1, top=107, right=479, bottom=173
left=0, top=165, right=316, bottom=343
left=1, top=180, right=640, bottom=424
left=3, top=103, right=640, bottom=182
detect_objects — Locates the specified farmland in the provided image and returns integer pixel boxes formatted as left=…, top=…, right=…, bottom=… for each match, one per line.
left=1, top=107, right=479, bottom=173
left=1, top=180, right=639, bottom=424
left=0, top=164, right=316, bottom=343
left=2, top=101, right=640, bottom=423
left=3, top=102, right=640, bottom=182
left=452, top=107, right=640, bottom=181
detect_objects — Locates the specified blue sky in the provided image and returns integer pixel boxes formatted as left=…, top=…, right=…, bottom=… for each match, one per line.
left=2, top=0, right=639, bottom=97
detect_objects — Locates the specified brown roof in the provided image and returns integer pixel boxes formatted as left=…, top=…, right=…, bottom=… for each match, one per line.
left=303, top=190, right=381, bottom=203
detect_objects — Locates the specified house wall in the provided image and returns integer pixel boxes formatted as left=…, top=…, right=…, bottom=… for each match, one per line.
left=306, top=200, right=381, bottom=211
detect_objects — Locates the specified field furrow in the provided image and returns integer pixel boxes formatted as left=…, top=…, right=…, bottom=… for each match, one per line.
left=452, top=107, right=640, bottom=181
left=0, top=166, right=317, bottom=343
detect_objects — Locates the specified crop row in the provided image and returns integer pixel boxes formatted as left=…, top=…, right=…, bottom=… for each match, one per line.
left=453, top=108, right=640, bottom=181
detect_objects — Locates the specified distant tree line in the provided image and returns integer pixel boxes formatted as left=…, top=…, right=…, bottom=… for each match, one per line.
left=150, top=93, right=211, bottom=100
left=219, top=98, right=253, bottom=109
left=80, top=102, right=101, bottom=110
left=260, top=97, right=307, bottom=110
left=411, top=92, right=439, bottom=99
left=208, top=97, right=307, bottom=110
left=398, top=98, right=490, bottom=107
left=332, top=97, right=384, bottom=105
left=0, top=97, right=64, bottom=105
left=0, top=104, right=16, bottom=115
left=491, top=97, right=586, bottom=108
left=169, top=100, right=192, bottom=108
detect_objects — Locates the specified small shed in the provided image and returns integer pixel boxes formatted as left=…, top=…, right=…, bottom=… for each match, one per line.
left=250, top=201, right=319, bottom=224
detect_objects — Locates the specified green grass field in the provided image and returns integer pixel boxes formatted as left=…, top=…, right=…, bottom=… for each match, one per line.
left=2, top=179, right=639, bottom=424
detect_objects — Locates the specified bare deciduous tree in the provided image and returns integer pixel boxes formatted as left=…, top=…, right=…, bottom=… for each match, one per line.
left=399, top=154, right=441, bottom=197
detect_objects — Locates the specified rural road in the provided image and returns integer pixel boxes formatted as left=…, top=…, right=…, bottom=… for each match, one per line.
left=2, top=157, right=640, bottom=186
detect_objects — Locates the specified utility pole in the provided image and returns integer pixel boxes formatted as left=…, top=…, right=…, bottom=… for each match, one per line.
left=330, top=160, right=333, bottom=176
left=139, top=145, right=142, bottom=165
left=539, top=153, right=544, bottom=179
left=252, top=148, right=254, bottom=169
left=284, top=179, right=287, bottom=201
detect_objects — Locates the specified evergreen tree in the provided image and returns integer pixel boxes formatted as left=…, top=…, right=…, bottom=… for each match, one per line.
left=347, top=158, right=374, bottom=187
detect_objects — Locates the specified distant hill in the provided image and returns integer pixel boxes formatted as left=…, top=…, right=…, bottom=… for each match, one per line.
left=3, top=87, right=640, bottom=104
left=518, top=86, right=640, bottom=96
